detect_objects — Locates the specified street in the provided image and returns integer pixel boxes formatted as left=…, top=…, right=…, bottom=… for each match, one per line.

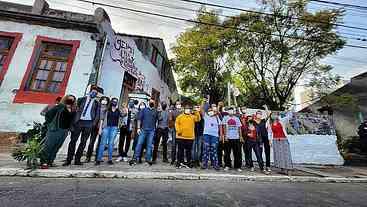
left=0, top=177, right=366, bottom=207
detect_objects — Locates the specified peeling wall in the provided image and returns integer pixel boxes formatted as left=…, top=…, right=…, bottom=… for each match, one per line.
left=0, top=20, right=96, bottom=132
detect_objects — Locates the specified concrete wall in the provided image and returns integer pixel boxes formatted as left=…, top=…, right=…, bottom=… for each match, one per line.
left=0, top=20, right=96, bottom=132
left=99, top=34, right=171, bottom=103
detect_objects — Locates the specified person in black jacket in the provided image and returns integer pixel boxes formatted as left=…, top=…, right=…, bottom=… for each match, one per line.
left=254, top=107, right=271, bottom=173
left=40, top=95, right=76, bottom=169
left=63, top=86, right=101, bottom=166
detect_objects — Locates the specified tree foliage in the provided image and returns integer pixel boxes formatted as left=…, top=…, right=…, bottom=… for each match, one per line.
left=172, top=9, right=230, bottom=104
left=172, top=1, right=345, bottom=109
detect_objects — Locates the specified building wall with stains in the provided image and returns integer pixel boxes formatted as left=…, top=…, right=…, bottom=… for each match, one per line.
left=0, top=20, right=97, bottom=132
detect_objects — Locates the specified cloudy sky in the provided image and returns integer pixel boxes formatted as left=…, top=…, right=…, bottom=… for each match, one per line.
left=6, top=0, right=367, bottom=80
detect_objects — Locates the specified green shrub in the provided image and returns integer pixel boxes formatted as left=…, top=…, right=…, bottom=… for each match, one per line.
left=12, top=133, right=43, bottom=169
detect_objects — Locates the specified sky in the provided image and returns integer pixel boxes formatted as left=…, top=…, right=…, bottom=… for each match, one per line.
left=6, top=0, right=367, bottom=80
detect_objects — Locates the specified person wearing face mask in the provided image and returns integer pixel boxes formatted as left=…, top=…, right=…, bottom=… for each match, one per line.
left=217, top=101, right=228, bottom=168
left=63, top=85, right=101, bottom=166
left=152, top=101, right=170, bottom=163
left=116, top=101, right=138, bottom=162
left=85, top=96, right=110, bottom=163
left=201, top=106, right=222, bottom=170
left=168, top=101, right=183, bottom=165
left=174, top=104, right=201, bottom=169
left=129, top=100, right=158, bottom=166
left=132, top=101, right=147, bottom=159
left=40, top=95, right=76, bottom=169
left=222, top=107, right=243, bottom=172
left=269, top=111, right=294, bottom=175
left=239, top=106, right=252, bottom=168
left=191, top=105, right=204, bottom=168
left=253, top=105, right=272, bottom=173
left=96, top=98, right=125, bottom=165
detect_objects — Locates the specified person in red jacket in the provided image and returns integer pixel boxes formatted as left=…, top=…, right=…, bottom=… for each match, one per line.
left=246, top=119, right=267, bottom=174
left=270, top=112, right=293, bottom=175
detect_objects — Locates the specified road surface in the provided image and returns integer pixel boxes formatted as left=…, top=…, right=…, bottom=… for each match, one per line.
left=0, top=177, right=366, bottom=207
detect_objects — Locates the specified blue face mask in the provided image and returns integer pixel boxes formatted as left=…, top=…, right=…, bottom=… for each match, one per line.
left=111, top=102, right=118, bottom=107
left=90, top=91, right=97, bottom=98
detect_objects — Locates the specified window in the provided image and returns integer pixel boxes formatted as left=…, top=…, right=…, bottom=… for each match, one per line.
left=0, top=32, right=22, bottom=86
left=14, top=36, right=80, bottom=104
left=150, top=46, right=164, bottom=71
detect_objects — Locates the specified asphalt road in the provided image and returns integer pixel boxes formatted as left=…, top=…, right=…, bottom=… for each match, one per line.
left=0, top=177, right=366, bottom=207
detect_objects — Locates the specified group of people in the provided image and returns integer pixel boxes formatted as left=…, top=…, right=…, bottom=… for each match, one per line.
left=39, top=86, right=294, bottom=175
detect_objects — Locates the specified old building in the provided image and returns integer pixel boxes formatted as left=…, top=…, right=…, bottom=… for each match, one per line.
left=0, top=0, right=177, bottom=136
left=301, top=72, right=367, bottom=138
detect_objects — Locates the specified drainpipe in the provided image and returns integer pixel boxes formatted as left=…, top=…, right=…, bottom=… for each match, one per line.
left=96, top=34, right=108, bottom=86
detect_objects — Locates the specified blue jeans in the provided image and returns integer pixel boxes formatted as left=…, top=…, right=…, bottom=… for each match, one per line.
left=202, top=134, right=219, bottom=168
left=97, top=126, right=118, bottom=161
left=192, top=135, right=203, bottom=161
left=133, top=129, right=155, bottom=162
left=170, top=128, right=177, bottom=162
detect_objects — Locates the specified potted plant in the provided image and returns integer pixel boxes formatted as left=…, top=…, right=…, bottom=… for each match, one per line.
left=12, top=132, right=43, bottom=169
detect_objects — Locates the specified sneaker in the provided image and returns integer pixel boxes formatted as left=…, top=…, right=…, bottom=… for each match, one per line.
left=62, top=161, right=71, bottom=167
left=180, top=162, right=190, bottom=169
left=163, top=159, right=169, bottom=163
left=201, top=165, right=208, bottom=170
left=108, top=160, right=114, bottom=165
left=266, top=167, right=272, bottom=172
left=95, top=161, right=101, bottom=166
left=74, top=160, right=83, bottom=166
left=40, top=164, right=49, bottom=169
left=250, top=167, right=255, bottom=172
left=129, top=159, right=137, bottom=166
left=237, top=169, right=243, bottom=172
left=214, top=166, right=221, bottom=171
left=224, top=167, right=230, bottom=171
left=123, top=157, right=129, bottom=162
left=263, top=170, right=270, bottom=175
left=146, top=161, right=153, bottom=166
left=85, top=157, right=91, bottom=163
left=116, top=156, right=123, bottom=162
left=170, top=161, right=176, bottom=166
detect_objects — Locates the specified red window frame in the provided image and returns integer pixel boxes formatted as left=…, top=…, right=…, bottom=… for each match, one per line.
left=0, top=32, right=23, bottom=85
left=14, top=36, right=80, bottom=104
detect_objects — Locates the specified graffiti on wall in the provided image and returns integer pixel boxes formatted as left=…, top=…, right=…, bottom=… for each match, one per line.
left=110, top=37, right=146, bottom=90
left=246, top=109, right=336, bottom=135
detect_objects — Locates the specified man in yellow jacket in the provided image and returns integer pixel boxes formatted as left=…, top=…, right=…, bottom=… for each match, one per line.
left=175, top=105, right=201, bottom=168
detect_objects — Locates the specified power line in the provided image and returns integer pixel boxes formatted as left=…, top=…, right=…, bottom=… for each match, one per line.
left=73, top=0, right=367, bottom=49
left=174, top=0, right=367, bottom=32
left=310, top=0, right=367, bottom=10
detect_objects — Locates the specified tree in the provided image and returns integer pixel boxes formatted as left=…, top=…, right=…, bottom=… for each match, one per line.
left=223, top=0, right=346, bottom=110
left=172, top=9, right=231, bottom=104
left=307, top=65, right=342, bottom=99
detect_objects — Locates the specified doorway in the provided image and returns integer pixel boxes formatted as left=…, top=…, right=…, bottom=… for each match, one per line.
left=120, top=72, right=136, bottom=106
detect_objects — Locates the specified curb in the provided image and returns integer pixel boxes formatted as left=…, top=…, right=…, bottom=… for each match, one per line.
left=0, top=168, right=367, bottom=183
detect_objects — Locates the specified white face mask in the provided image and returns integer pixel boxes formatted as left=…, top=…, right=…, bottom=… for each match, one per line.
left=208, top=111, right=215, bottom=116
left=176, top=105, right=182, bottom=109
left=212, top=107, right=217, bottom=111
left=228, top=110, right=234, bottom=115
left=184, top=109, right=191, bottom=114
left=101, top=100, right=107, bottom=105
left=256, top=114, right=262, bottom=119
left=140, top=105, right=146, bottom=109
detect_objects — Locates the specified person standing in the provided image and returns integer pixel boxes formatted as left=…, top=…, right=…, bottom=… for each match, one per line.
left=239, top=106, right=251, bottom=168
left=217, top=101, right=227, bottom=168
left=85, top=96, right=110, bottom=163
left=96, top=98, right=124, bottom=165
left=169, top=101, right=183, bottom=165
left=270, top=112, right=294, bottom=175
left=201, top=107, right=221, bottom=170
left=175, top=105, right=201, bottom=168
left=40, top=96, right=62, bottom=116
left=63, top=86, right=100, bottom=166
left=40, top=95, right=76, bottom=169
left=116, top=101, right=138, bottom=162
left=153, top=101, right=170, bottom=163
left=129, top=100, right=158, bottom=166
left=222, top=107, right=243, bottom=172
left=192, top=105, right=204, bottom=168
left=254, top=108, right=271, bottom=173
left=247, top=119, right=268, bottom=174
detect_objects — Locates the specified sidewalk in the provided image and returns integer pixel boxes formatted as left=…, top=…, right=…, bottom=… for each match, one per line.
left=1, top=153, right=367, bottom=183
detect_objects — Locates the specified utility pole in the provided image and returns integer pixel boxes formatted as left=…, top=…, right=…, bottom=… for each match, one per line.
left=227, top=82, right=231, bottom=106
